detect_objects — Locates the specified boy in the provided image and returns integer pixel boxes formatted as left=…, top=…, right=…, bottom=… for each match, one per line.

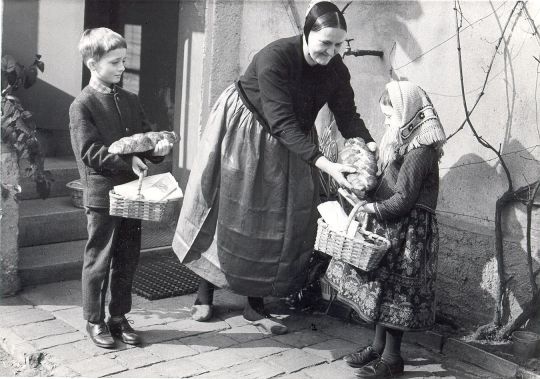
left=69, top=28, right=173, bottom=348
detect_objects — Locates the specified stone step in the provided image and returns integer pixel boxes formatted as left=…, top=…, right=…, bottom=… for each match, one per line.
left=19, top=156, right=79, bottom=200
left=19, top=155, right=173, bottom=200
left=18, top=221, right=177, bottom=287
left=19, top=196, right=87, bottom=247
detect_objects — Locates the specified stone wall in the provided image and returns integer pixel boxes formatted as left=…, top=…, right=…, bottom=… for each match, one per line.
left=0, top=145, right=20, bottom=296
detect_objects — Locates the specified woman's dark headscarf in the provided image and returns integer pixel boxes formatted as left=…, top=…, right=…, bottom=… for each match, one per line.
left=304, top=1, right=347, bottom=43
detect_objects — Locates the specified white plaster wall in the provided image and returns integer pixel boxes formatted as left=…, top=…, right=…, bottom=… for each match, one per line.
left=237, top=0, right=540, bottom=326
left=37, top=0, right=84, bottom=98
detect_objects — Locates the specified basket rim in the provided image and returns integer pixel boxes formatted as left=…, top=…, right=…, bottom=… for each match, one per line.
left=109, top=189, right=175, bottom=204
left=317, top=217, right=390, bottom=247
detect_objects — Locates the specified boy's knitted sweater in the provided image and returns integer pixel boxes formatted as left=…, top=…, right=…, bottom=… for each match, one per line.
left=373, top=146, right=439, bottom=220
left=69, top=85, right=162, bottom=208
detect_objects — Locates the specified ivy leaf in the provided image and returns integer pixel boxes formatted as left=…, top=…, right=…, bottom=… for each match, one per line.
left=37, top=61, right=44, bottom=73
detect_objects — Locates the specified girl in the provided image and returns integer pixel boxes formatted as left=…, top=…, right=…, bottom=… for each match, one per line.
left=325, top=80, right=446, bottom=378
left=172, top=1, right=376, bottom=335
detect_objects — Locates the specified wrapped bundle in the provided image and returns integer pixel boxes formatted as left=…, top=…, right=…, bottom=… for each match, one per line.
left=108, top=131, right=178, bottom=154
left=339, top=138, right=378, bottom=197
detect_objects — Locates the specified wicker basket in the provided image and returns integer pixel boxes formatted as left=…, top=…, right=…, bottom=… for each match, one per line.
left=66, top=180, right=84, bottom=208
left=109, top=190, right=178, bottom=221
left=314, top=201, right=390, bottom=271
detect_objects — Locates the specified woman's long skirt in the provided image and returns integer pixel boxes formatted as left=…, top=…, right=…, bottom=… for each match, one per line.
left=325, top=208, right=439, bottom=331
left=172, top=84, right=319, bottom=297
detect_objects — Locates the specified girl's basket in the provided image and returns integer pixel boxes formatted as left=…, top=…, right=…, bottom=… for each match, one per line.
left=109, top=174, right=177, bottom=222
left=314, top=199, right=390, bottom=271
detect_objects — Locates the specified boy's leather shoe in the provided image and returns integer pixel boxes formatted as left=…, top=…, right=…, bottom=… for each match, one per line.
left=86, top=322, right=115, bottom=349
left=107, top=316, right=142, bottom=345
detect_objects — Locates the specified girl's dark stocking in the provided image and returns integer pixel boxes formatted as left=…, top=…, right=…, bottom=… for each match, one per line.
left=382, top=327, right=404, bottom=364
left=372, top=324, right=386, bottom=354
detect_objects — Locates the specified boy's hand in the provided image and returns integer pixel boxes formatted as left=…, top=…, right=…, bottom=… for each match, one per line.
left=132, top=156, right=148, bottom=177
left=152, top=139, right=174, bottom=156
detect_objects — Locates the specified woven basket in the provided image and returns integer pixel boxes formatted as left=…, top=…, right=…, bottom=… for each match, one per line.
left=109, top=190, right=178, bottom=222
left=314, top=201, right=390, bottom=271
left=66, top=180, right=84, bottom=208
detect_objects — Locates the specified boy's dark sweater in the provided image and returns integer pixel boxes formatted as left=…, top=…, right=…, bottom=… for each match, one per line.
left=69, top=85, right=162, bottom=208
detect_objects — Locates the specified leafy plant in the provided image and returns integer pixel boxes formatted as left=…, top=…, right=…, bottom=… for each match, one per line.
left=1, top=54, right=52, bottom=199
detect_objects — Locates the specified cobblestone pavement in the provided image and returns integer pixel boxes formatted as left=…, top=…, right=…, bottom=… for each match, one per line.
left=0, top=280, right=512, bottom=378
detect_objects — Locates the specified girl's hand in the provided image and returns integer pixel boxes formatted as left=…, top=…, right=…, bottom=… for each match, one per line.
left=131, top=155, right=148, bottom=177
left=315, top=156, right=356, bottom=189
left=359, top=202, right=376, bottom=214
left=152, top=139, right=174, bottom=156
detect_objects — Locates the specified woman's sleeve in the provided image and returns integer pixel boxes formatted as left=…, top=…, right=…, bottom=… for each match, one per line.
left=69, top=101, right=133, bottom=174
left=328, top=60, right=373, bottom=143
left=258, top=50, right=323, bottom=164
left=374, top=147, right=435, bottom=220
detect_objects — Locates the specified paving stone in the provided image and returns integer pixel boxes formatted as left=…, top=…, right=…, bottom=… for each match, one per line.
left=230, top=336, right=290, bottom=359
left=179, top=332, right=238, bottom=353
left=143, top=339, right=199, bottom=360
left=31, top=330, right=86, bottom=350
left=42, top=342, right=94, bottom=364
left=67, top=354, right=128, bottom=377
left=109, top=346, right=164, bottom=369
left=137, top=323, right=200, bottom=344
left=404, top=330, right=444, bottom=353
left=108, top=357, right=207, bottom=378
left=137, top=294, right=196, bottom=312
left=277, top=372, right=312, bottom=379
left=167, top=317, right=231, bottom=335
left=280, top=313, right=343, bottom=333
left=219, top=324, right=267, bottom=344
left=302, top=360, right=357, bottom=379
left=0, top=307, right=54, bottom=327
left=53, top=306, right=85, bottom=332
left=263, top=348, right=327, bottom=373
left=12, top=319, right=76, bottom=340
left=21, top=280, right=82, bottom=312
left=0, top=296, right=33, bottom=314
left=217, top=311, right=251, bottom=328
left=125, top=308, right=190, bottom=327
left=198, top=359, right=285, bottom=379
left=271, top=329, right=331, bottom=348
left=303, top=338, right=358, bottom=362
left=320, top=324, right=373, bottom=345
left=188, top=347, right=250, bottom=371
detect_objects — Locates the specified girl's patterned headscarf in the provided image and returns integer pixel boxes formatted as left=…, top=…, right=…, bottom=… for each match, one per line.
left=379, top=81, right=446, bottom=168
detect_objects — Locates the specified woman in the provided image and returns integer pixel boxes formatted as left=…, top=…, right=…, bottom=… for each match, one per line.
left=172, top=1, right=375, bottom=335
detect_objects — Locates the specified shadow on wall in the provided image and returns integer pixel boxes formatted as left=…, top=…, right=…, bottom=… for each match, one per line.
left=437, top=141, right=540, bottom=329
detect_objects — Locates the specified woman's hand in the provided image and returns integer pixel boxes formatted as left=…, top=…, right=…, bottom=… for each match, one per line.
left=315, top=156, right=356, bottom=189
left=131, top=155, right=148, bottom=177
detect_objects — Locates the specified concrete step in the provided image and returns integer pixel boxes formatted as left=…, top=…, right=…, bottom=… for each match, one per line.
left=19, top=156, right=79, bottom=200
left=19, top=196, right=87, bottom=247
left=18, top=221, right=177, bottom=287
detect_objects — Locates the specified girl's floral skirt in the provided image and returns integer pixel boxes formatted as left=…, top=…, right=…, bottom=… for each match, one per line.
left=324, top=207, right=439, bottom=331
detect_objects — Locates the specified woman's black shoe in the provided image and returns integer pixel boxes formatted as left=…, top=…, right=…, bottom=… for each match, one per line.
left=344, top=346, right=380, bottom=368
left=107, top=316, right=142, bottom=345
left=86, top=322, right=115, bottom=349
left=356, top=357, right=404, bottom=378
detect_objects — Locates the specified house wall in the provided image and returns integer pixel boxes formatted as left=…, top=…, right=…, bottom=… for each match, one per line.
left=234, top=0, right=540, bottom=329
left=2, top=0, right=85, bottom=156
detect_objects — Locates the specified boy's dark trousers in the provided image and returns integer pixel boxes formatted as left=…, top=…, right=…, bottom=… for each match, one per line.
left=82, top=207, right=141, bottom=323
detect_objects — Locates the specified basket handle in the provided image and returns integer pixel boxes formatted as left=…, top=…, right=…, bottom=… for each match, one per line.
left=345, top=199, right=367, bottom=234
left=136, top=169, right=147, bottom=199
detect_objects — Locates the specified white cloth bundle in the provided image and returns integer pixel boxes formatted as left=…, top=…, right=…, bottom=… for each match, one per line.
left=113, top=172, right=183, bottom=201
left=317, top=201, right=359, bottom=237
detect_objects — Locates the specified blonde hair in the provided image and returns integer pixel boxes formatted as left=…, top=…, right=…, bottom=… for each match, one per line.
left=378, top=88, right=399, bottom=169
left=78, top=28, right=127, bottom=65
